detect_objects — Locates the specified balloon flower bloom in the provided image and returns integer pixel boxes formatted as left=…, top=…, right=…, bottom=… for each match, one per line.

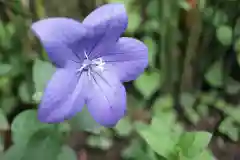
left=31, top=3, right=148, bottom=127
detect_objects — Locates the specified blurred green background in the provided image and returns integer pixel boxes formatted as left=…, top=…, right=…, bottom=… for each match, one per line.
left=1, top=0, right=240, bottom=160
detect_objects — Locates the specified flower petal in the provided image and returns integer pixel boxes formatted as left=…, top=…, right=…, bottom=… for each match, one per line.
left=31, top=18, right=87, bottom=67
left=102, top=37, right=148, bottom=82
left=86, top=69, right=126, bottom=127
left=83, top=3, right=128, bottom=59
left=38, top=69, right=87, bottom=123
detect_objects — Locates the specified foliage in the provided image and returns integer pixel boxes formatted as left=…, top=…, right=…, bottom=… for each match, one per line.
left=2, top=0, right=240, bottom=159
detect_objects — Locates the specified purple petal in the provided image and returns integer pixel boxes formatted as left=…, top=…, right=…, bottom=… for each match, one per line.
left=86, top=69, right=126, bottom=127
left=83, top=3, right=128, bottom=59
left=31, top=18, right=87, bottom=67
left=102, top=37, right=148, bottom=82
left=38, top=69, right=87, bottom=123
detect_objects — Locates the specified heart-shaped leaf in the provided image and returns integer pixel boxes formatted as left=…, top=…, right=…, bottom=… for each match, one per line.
left=134, top=71, right=161, bottom=99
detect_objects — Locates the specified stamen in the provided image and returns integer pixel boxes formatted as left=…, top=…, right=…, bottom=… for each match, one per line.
left=76, top=56, right=106, bottom=75
left=84, top=50, right=89, bottom=59
left=93, top=58, right=105, bottom=72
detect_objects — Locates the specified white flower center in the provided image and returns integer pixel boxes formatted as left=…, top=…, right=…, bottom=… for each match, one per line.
left=76, top=51, right=105, bottom=76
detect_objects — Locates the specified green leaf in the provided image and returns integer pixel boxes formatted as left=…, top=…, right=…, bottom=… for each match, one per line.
left=33, top=59, right=55, bottom=93
left=180, top=93, right=196, bottom=107
left=0, top=77, right=10, bottom=90
left=225, top=78, right=240, bottom=94
left=127, top=93, right=144, bottom=109
left=219, top=118, right=238, bottom=141
left=200, top=91, right=218, bottom=105
left=18, top=82, right=31, bottom=103
left=193, top=150, right=214, bottom=160
left=3, top=143, right=25, bottom=160
left=178, top=132, right=212, bottom=158
left=197, top=0, right=206, bottom=10
left=9, top=55, right=24, bottom=76
left=196, top=104, right=209, bottom=117
left=57, top=146, right=77, bottom=160
left=143, top=20, right=160, bottom=33
left=87, top=135, right=112, bottom=150
left=135, top=122, right=176, bottom=158
left=106, top=0, right=132, bottom=6
left=142, top=37, right=157, bottom=67
left=0, top=96, right=17, bottom=114
left=146, top=146, right=159, bottom=160
left=114, top=117, right=133, bottom=137
left=122, top=139, right=148, bottom=160
left=151, top=115, right=182, bottom=141
left=3, top=129, right=63, bottom=160
left=134, top=71, right=161, bottom=99
left=127, top=12, right=142, bottom=33
left=69, top=106, right=101, bottom=133
left=11, top=110, right=53, bottom=144
left=216, top=25, right=232, bottom=46
left=178, top=149, right=214, bottom=160
left=0, top=108, right=9, bottom=130
left=234, top=39, right=240, bottom=67
left=21, top=130, right=62, bottom=160
left=151, top=116, right=174, bottom=133
left=215, top=99, right=227, bottom=109
left=152, top=95, right=174, bottom=113
left=58, top=122, right=71, bottom=134
left=0, top=64, right=12, bottom=76
left=204, top=61, right=223, bottom=87
left=234, top=38, right=240, bottom=52
left=6, top=23, right=15, bottom=37
left=179, top=0, right=191, bottom=11
left=222, top=106, right=240, bottom=123
left=0, top=24, right=11, bottom=49
left=180, top=93, right=200, bottom=124
left=0, top=134, right=4, bottom=152
left=32, top=91, right=43, bottom=103
left=146, top=0, right=159, bottom=18
left=212, top=10, right=228, bottom=27
left=0, top=22, right=5, bottom=39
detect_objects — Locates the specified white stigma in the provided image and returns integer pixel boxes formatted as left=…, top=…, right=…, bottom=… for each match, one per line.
left=92, top=58, right=105, bottom=72
left=77, top=51, right=105, bottom=76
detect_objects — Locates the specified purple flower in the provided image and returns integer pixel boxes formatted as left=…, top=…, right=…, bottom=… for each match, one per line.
left=31, top=3, right=148, bottom=127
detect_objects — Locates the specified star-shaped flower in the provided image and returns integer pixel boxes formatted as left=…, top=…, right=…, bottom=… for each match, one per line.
left=31, top=3, right=148, bottom=127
